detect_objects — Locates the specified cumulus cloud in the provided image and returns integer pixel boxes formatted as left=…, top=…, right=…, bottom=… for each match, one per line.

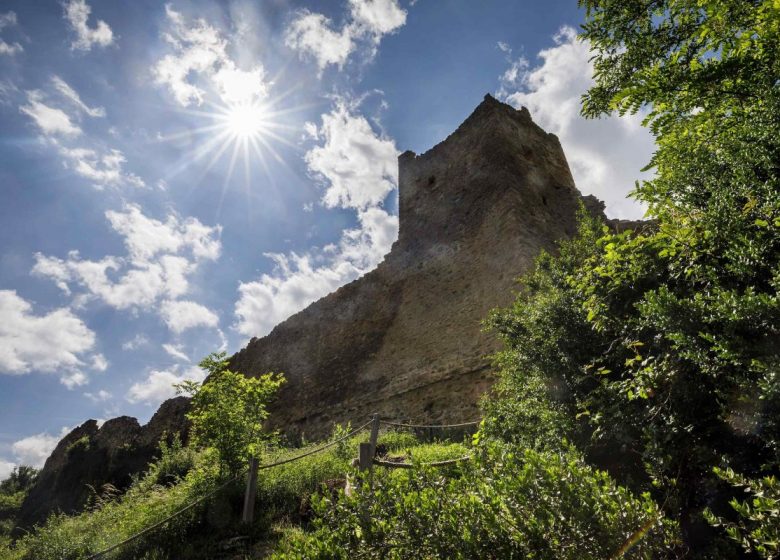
left=496, top=27, right=653, bottom=219
left=84, top=389, right=112, bottom=402
left=60, top=370, right=88, bottom=389
left=63, top=0, right=114, bottom=51
left=127, top=365, right=205, bottom=405
left=11, top=427, right=70, bottom=468
left=51, top=76, right=105, bottom=117
left=154, top=6, right=268, bottom=107
left=305, top=102, right=398, bottom=210
left=160, top=300, right=219, bottom=333
left=285, top=12, right=354, bottom=71
left=59, top=146, right=145, bottom=189
left=234, top=101, right=398, bottom=337
left=33, top=205, right=222, bottom=333
left=19, top=91, right=82, bottom=137
left=17, top=79, right=148, bottom=191
left=0, top=11, right=23, bottom=56
left=285, top=0, right=406, bottom=73
left=122, top=334, right=149, bottom=351
left=0, top=290, right=96, bottom=376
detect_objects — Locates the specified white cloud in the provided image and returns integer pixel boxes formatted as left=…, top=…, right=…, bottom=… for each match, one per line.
left=19, top=90, right=82, bottom=137
left=60, top=370, right=88, bottom=389
left=63, top=0, right=114, bottom=51
left=154, top=6, right=268, bottom=107
left=0, top=460, right=15, bottom=481
left=11, top=427, right=70, bottom=468
left=0, top=11, right=23, bottom=56
left=51, top=75, right=105, bottom=117
left=285, top=0, right=406, bottom=73
left=162, top=343, right=190, bottom=362
left=33, top=205, right=221, bottom=333
left=122, top=334, right=149, bottom=351
left=285, top=12, right=354, bottom=72
left=59, top=146, right=145, bottom=189
left=497, top=27, right=653, bottom=219
left=84, top=389, right=111, bottom=402
left=127, top=365, right=205, bottom=405
left=234, top=101, right=398, bottom=337
left=348, top=0, right=407, bottom=37
left=160, top=300, right=219, bottom=333
left=90, top=353, right=108, bottom=371
left=305, top=102, right=398, bottom=210
left=0, top=290, right=96, bottom=375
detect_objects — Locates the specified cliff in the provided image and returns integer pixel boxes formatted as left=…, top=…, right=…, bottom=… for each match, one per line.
left=15, top=396, right=190, bottom=530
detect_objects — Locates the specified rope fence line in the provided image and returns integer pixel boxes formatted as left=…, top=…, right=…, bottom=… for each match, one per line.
left=88, top=470, right=246, bottom=560
left=88, top=419, right=374, bottom=559
left=84, top=414, right=475, bottom=559
left=379, top=419, right=481, bottom=429
left=258, top=419, right=373, bottom=471
left=373, top=454, right=472, bottom=469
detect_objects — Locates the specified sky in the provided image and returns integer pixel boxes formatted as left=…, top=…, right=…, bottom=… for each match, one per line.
left=0, top=0, right=655, bottom=478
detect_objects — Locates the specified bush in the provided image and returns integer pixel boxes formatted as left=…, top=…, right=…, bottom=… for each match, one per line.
left=273, top=443, right=680, bottom=559
left=177, top=352, right=285, bottom=476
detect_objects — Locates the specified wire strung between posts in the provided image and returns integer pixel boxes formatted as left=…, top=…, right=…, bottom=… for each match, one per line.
left=373, top=454, right=472, bottom=469
left=379, top=419, right=481, bottom=429
left=87, top=419, right=373, bottom=559
left=258, top=419, right=373, bottom=471
left=87, top=469, right=246, bottom=559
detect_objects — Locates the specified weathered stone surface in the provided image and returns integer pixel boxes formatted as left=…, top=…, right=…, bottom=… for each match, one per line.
left=15, top=396, right=189, bottom=530
left=230, top=95, right=599, bottom=439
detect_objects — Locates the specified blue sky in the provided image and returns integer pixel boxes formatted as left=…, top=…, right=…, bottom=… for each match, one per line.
left=0, top=0, right=654, bottom=476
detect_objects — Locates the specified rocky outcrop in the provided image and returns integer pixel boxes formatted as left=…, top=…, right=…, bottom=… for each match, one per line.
left=15, top=397, right=189, bottom=530
left=231, top=95, right=603, bottom=439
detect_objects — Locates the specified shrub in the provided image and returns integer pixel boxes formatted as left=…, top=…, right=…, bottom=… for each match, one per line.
left=177, top=351, right=285, bottom=476
left=273, top=443, right=680, bottom=559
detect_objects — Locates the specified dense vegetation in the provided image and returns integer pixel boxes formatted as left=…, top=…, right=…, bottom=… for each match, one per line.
left=0, top=467, right=38, bottom=550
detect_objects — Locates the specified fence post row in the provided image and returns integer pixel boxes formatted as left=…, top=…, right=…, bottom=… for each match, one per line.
left=242, top=456, right=259, bottom=524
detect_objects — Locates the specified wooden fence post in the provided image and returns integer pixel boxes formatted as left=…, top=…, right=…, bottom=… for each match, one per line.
left=368, top=413, right=380, bottom=457
left=358, top=443, right=373, bottom=472
left=242, top=456, right=259, bottom=524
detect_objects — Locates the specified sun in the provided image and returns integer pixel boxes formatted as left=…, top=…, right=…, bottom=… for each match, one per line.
left=223, top=102, right=268, bottom=139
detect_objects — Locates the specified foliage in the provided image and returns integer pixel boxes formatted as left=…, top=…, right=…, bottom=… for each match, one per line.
left=272, top=443, right=679, bottom=559
left=144, top=434, right=197, bottom=488
left=1, top=447, right=227, bottom=560
left=0, top=467, right=38, bottom=497
left=705, top=468, right=780, bottom=559
left=477, top=0, right=780, bottom=553
left=177, top=351, right=285, bottom=476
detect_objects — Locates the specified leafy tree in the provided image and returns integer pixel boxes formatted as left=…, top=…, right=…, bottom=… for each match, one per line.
left=484, top=0, right=779, bottom=554
left=177, top=352, right=285, bottom=476
left=0, top=466, right=39, bottom=496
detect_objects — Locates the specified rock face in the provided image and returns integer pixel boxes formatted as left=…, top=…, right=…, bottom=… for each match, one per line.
left=231, top=95, right=596, bottom=439
left=15, top=397, right=189, bottom=530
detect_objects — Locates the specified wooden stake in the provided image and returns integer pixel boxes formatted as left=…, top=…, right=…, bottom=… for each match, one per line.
left=242, top=456, right=259, bottom=524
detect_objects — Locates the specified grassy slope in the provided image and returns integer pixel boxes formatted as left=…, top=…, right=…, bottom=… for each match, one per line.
left=0, top=429, right=469, bottom=560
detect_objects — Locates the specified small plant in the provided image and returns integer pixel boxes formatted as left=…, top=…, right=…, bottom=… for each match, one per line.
left=146, top=434, right=197, bottom=487
left=177, top=351, right=285, bottom=476
left=65, top=436, right=91, bottom=455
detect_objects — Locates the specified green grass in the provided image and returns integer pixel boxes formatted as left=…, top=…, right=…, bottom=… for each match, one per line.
left=0, top=427, right=465, bottom=560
